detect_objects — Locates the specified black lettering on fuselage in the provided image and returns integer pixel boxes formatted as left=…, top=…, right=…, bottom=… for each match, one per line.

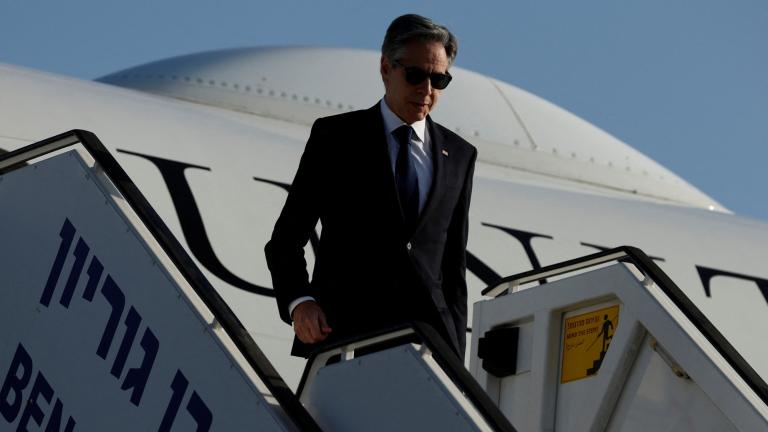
left=117, top=150, right=273, bottom=297
left=116, top=151, right=768, bottom=311
left=481, top=223, right=553, bottom=284
left=466, top=251, right=502, bottom=286
left=698, top=266, right=768, bottom=303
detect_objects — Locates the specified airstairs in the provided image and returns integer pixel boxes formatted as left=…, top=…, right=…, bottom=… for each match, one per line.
left=1, top=131, right=766, bottom=431
left=471, top=248, right=768, bottom=431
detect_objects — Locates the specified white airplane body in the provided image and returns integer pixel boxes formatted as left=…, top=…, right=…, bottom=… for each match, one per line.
left=1, top=47, right=767, bottom=389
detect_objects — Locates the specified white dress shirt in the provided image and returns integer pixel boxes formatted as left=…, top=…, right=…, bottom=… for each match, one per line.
left=288, top=99, right=435, bottom=319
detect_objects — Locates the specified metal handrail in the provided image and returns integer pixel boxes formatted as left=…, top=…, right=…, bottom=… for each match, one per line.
left=483, top=249, right=629, bottom=297
left=297, top=322, right=518, bottom=432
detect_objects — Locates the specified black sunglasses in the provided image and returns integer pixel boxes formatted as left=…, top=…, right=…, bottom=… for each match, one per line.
left=393, top=60, right=453, bottom=90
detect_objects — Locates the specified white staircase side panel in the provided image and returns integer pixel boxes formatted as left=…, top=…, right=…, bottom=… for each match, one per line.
left=0, top=149, right=293, bottom=431
left=471, top=262, right=768, bottom=431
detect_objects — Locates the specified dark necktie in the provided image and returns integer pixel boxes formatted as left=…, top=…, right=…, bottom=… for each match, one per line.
left=392, top=125, right=420, bottom=231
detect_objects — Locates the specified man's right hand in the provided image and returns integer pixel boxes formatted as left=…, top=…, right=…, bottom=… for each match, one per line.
left=292, top=301, right=332, bottom=344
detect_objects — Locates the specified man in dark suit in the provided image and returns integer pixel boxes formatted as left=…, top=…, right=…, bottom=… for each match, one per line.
left=265, top=14, right=477, bottom=359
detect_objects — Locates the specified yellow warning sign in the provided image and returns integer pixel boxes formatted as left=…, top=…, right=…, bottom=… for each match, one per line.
left=561, top=305, right=619, bottom=383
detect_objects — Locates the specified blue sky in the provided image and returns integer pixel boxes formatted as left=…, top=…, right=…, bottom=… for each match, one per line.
left=2, top=1, right=766, bottom=220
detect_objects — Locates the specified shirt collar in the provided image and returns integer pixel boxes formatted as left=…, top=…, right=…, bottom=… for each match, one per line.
left=380, top=98, right=427, bottom=143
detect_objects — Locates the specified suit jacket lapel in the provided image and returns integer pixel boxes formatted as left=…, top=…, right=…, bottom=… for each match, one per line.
left=413, top=115, right=449, bottom=235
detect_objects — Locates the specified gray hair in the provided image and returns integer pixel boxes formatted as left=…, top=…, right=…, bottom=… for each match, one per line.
left=382, top=14, right=458, bottom=66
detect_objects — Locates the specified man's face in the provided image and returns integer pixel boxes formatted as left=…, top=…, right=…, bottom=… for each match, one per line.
left=381, top=40, right=450, bottom=124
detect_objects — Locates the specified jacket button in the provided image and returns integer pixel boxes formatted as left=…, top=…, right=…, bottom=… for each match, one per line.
left=406, top=242, right=412, bottom=250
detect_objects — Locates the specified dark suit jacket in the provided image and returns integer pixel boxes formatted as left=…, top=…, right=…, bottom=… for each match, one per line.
left=265, top=103, right=477, bottom=358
